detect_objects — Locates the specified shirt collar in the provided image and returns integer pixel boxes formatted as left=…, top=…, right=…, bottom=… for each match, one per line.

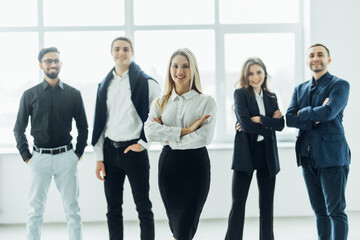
left=312, top=71, right=331, bottom=85
left=41, top=79, right=63, bottom=90
left=171, top=89, right=199, bottom=101
left=253, top=88, right=263, bottom=98
left=112, top=70, right=129, bottom=80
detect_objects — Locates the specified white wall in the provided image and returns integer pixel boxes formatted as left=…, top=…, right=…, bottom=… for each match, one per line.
left=308, top=0, right=360, bottom=214
left=0, top=145, right=311, bottom=224
left=0, top=0, right=359, bottom=224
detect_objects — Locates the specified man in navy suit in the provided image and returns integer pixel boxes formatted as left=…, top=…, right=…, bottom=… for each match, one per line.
left=286, top=44, right=350, bottom=240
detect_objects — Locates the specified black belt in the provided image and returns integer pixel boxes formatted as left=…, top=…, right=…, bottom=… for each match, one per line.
left=33, top=144, right=73, bottom=155
left=105, top=138, right=139, bottom=148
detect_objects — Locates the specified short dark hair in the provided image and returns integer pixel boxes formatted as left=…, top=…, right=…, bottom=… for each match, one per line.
left=309, top=43, right=330, bottom=57
left=111, top=37, right=134, bottom=51
left=38, top=47, right=60, bottom=63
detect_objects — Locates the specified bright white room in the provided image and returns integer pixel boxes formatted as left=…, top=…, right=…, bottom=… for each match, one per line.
left=0, top=0, right=359, bottom=239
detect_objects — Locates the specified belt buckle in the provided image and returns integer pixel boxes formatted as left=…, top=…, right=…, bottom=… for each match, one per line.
left=54, top=147, right=63, bottom=155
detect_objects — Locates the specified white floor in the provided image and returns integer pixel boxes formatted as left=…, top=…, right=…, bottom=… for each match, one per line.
left=1, top=212, right=359, bottom=240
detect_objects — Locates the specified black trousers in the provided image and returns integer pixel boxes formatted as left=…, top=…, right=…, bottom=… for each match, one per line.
left=225, top=141, right=276, bottom=240
left=103, top=138, right=154, bottom=240
left=159, top=146, right=210, bottom=240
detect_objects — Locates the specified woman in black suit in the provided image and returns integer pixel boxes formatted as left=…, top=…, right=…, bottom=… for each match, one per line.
left=225, top=57, right=284, bottom=240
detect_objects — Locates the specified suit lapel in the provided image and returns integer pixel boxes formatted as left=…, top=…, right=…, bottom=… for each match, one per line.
left=250, top=93, right=260, bottom=116
left=311, top=76, right=331, bottom=107
left=303, top=81, right=312, bottom=107
left=263, top=92, right=273, bottom=117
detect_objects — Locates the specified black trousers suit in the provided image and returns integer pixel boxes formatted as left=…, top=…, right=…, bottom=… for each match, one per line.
left=225, top=141, right=275, bottom=240
left=103, top=138, right=154, bottom=240
left=227, top=88, right=284, bottom=240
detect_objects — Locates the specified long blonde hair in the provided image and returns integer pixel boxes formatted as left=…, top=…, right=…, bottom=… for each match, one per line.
left=156, top=48, right=202, bottom=114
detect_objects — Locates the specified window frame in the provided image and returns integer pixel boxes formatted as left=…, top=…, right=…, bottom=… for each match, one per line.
left=0, top=0, right=305, bottom=147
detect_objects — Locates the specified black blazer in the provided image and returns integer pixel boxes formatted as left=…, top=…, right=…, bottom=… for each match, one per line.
left=232, top=88, right=284, bottom=177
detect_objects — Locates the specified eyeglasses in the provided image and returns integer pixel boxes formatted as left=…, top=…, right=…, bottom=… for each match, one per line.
left=42, top=59, right=61, bottom=65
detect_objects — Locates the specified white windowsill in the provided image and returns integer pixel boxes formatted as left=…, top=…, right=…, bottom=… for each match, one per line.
left=0, top=141, right=295, bottom=155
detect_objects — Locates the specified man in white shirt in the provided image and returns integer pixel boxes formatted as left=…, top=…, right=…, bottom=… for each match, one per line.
left=91, top=37, right=160, bottom=240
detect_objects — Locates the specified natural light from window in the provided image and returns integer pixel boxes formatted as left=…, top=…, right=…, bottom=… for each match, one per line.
left=0, top=0, right=303, bottom=148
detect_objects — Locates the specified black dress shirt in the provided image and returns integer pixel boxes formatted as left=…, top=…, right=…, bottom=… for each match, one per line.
left=14, top=80, right=88, bottom=161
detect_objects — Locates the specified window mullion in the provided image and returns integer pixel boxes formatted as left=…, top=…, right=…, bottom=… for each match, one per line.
left=37, top=0, right=44, bottom=82
left=124, top=0, right=135, bottom=42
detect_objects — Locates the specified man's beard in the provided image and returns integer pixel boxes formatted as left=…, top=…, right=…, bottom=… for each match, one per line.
left=311, top=63, right=325, bottom=73
left=313, top=67, right=325, bottom=73
left=45, top=71, right=59, bottom=79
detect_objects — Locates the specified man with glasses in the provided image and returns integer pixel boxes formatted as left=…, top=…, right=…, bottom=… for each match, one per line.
left=14, top=47, right=88, bottom=240
left=92, top=37, right=160, bottom=240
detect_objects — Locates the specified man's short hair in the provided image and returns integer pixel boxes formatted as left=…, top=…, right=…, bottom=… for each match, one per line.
left=38, top=47, right=60, bottom=63
left=309, top=43, right=330, bottom=57
left=111, top=37, right=134, bottom=51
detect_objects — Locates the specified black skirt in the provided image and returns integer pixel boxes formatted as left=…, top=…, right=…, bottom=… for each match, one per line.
left=158, top=145, right=211, bottom=240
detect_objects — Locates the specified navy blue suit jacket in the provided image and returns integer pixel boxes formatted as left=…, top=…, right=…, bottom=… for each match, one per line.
left=232, top=88, right=284, bottom=177
left=286, top=72, right=350, bottom=167
left=91, top=62, right=156, bottom=146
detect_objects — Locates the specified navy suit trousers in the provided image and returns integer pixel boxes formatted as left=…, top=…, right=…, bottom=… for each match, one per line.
left=302, top=156, right=349, bottom=240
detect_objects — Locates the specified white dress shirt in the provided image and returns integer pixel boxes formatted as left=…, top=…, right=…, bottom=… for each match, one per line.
left=144, top=89, right=216, bottom=149
left=254, top=89, right=265, bottom=141
left=94, top=70, right=161, bottom=161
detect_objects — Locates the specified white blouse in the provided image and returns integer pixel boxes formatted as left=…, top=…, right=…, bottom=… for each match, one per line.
left=144, top=89, right=217, bottom=149
left=254, top=89, right=265, bottom=141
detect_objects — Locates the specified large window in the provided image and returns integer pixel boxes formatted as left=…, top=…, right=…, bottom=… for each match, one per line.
left=224, top=33, right=296, bottom=137
left=0, top=0, right=304, bottom=148
left=219, top=0, right=299, bottom=24
left=135, top=30, right=215, bottom=96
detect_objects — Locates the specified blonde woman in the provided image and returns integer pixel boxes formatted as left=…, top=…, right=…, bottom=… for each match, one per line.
left=144, top=48, right=216, bottom=240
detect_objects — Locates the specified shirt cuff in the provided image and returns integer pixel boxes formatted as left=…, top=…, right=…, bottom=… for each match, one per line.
left=167, top=127, right=183, bottom=149
left=93, top=146, right=104, bottom=161
left=20, top=149, right=32, bottom=162
left=138, top=139, right=149, bottom=150
left=74, top=148, right=84, bottom=157
left=168, top=140, right=178, bottom=149
left=171, top=127, right=182, bottom=141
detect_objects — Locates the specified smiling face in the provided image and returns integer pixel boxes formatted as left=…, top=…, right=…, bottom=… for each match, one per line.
left=247, top=64, right=265, bottom=94
left=39, top=52, right=62, bottom=80
left=307, top=46, right=331, bottom=75
left=111, top=40, right=134, bottom=69
left=170, top=54, right=192, bottom=94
